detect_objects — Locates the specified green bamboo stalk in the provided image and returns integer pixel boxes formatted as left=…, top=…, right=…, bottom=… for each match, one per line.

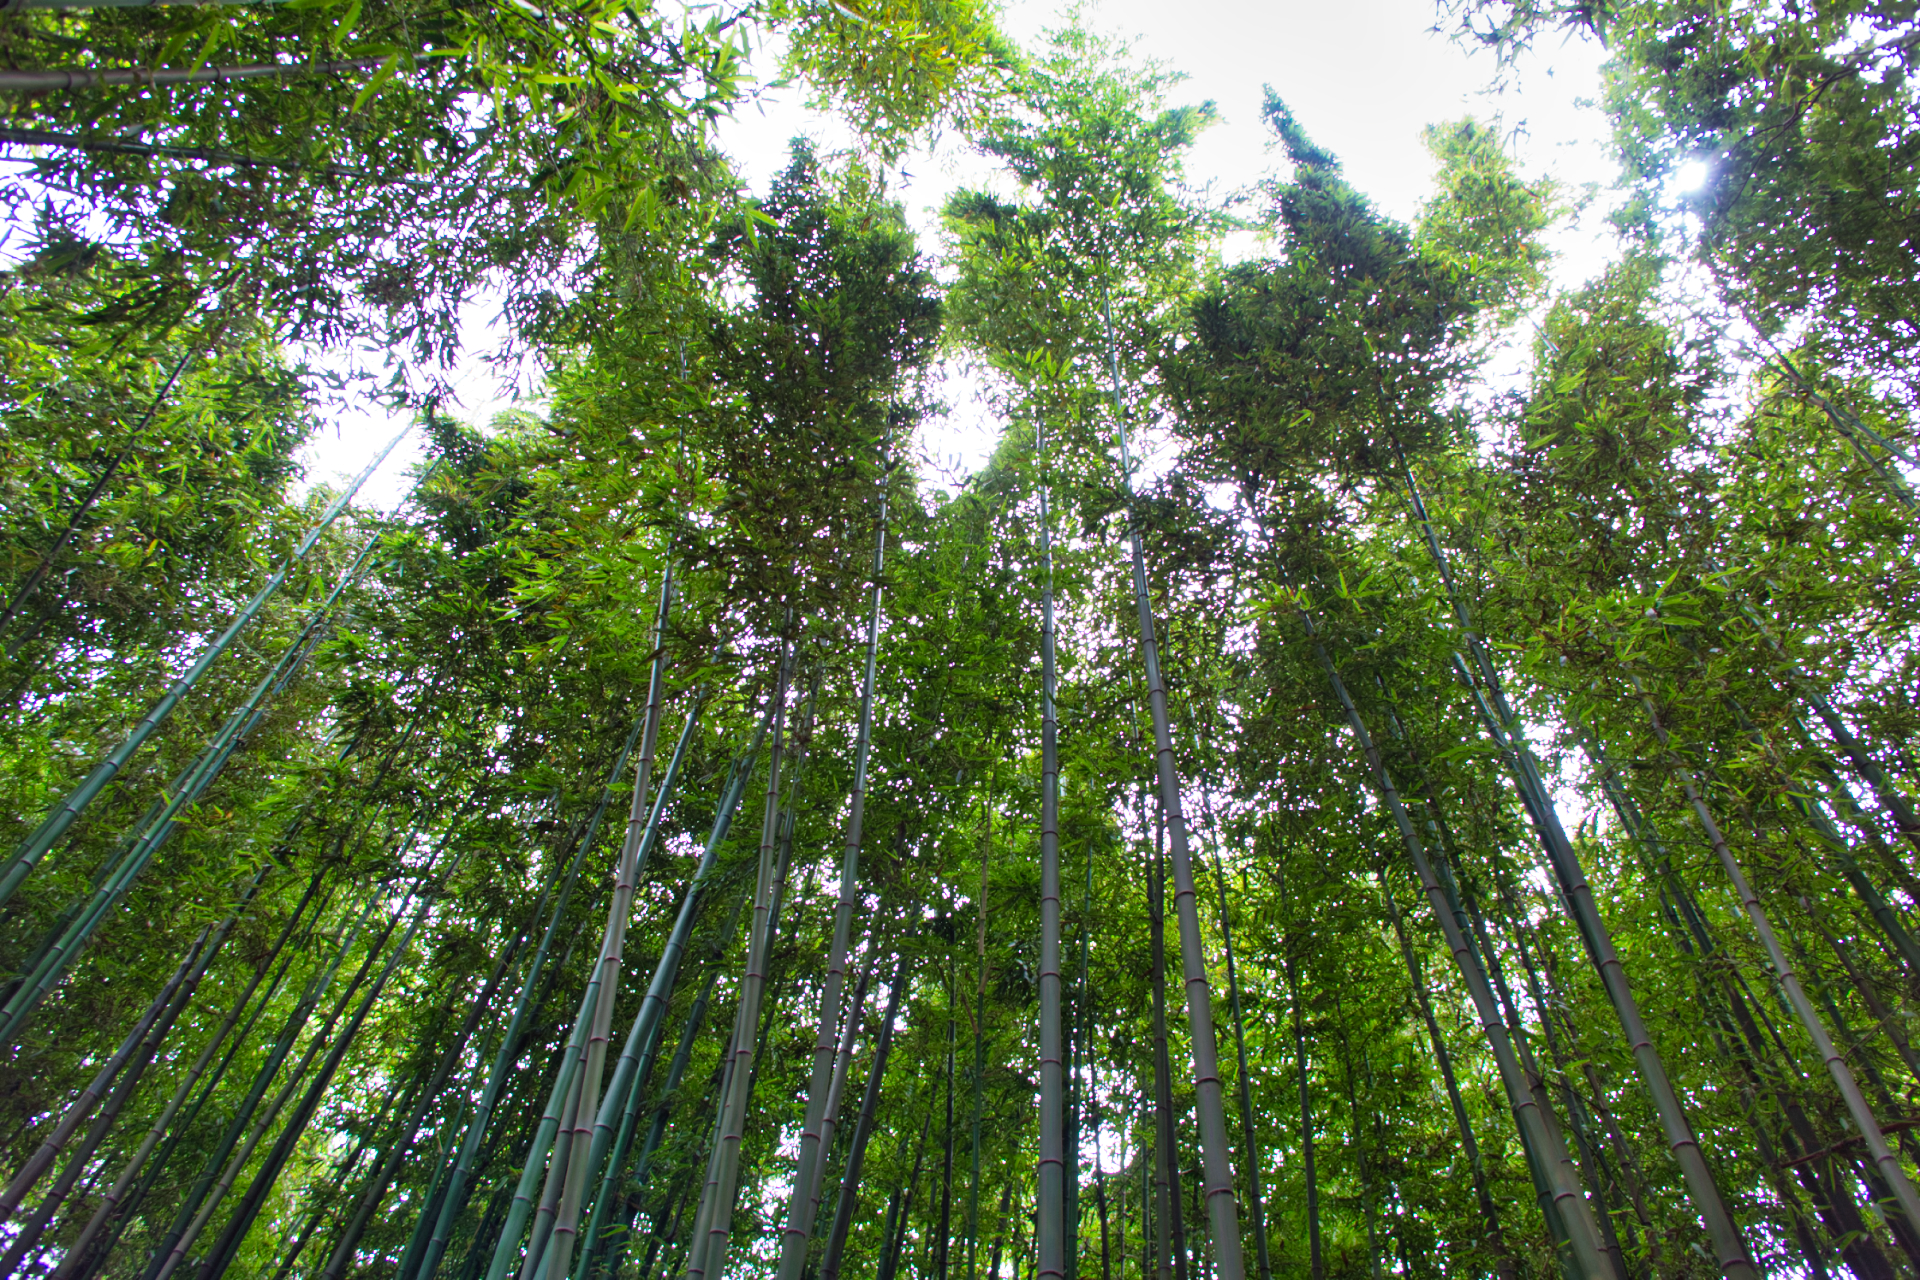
left=685, top=636, right=796, bottom=1280
left=881, top=1067, right=936, bottom=1280
left=53, top=873, right=318, bottom=1280
left=1145, top=807, right=1186, bottom=1280
left=0, top=918, right=217, bottom=1220
left=968, top=775, right=995, bottom=1280
left=0, top=928, right=211, bottom=1273
left=0, top=350, right=191, bottom=636
left=1327, top=994, right=1381, bottom=1280
left=135, top=874, right=398, bottom=1280
left=937, top=960, right=959, bottom=1280
left=559, top=700, right=765, bottom=1280
left=413, top=728, right=648, bottom=1280
left=807, top=944, right=881, bottom=1249
left=0, top=515, right=392, bottom=1042
left=1099, top=288, right=1242, bottom=1280
left=1378, top=882, right=1512, bottom=1276
left=879, top=1077, right=933, bottom=1280
left=151, top=880, right=423, bottom=1280
left=586, top=912, right=732, bottom=1280
left=821, top=953, right=911, bottom=1280
left=1136, top=802, right=1182, bottom=1280
left=320, top=929, right=529, bottom=1280
left=266, top=1091, right=402, bottom=1280
left=1450, top=642, right=1755, bottom=1274
left=1282, top=948, right=1321, bottom=1280
left=536, top=575, right=680, bottom=1280
left=0, top=420, right=411, bottom=907
left=1636, top=684, right=1920, bottom=1234
left=1305, top=628, right=1608, bottom=1278
left=1395, top=450, right=1755, bottom=1275
left=1033, top=410, right=1067, bottom=1280
left=1180, top=703, right=1270, bottom=1280
left=562, top=697, right=711, bottom=1280
left=197, top=847, right=472, bottom=1280
left=67, top=873, right=333, bottom=1280
left=776, top=456, right=892, bottom=1280
left=485, top=995, right=595, bottom=1280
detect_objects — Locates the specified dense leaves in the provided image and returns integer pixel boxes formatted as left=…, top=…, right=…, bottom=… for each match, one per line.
left=3, top=5, right=1920, bottom=1280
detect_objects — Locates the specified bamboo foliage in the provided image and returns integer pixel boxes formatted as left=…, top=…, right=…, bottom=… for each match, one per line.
left=4, top=6, right=1920, bottom=1280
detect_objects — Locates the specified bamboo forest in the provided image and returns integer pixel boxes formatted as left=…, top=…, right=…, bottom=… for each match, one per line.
left=3, top=0, right=1919, bottom=1275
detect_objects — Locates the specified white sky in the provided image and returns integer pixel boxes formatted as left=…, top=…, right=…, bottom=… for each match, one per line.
left=296, top=0, right=1619, bottom=509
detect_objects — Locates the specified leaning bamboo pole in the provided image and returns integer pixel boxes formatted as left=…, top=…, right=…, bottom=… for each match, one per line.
left=1393, top=450, right=1758, bottom=1279
left=685, top=634, right=797, bottom=1280
left=1098, top=286, right=1243, bottom=1280
left=0, top=420, right=411, bottom=909
left=1305, top=624, right=1610, bottom=1280
left=775, top=451, right=893, bottom=1280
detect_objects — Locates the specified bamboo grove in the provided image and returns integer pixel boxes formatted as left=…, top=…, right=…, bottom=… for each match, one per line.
left=1, top=0, right=1918, bottom=1276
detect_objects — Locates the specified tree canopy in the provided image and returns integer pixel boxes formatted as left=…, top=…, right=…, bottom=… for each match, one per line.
left=2, top=4, right=1919, bottom=1280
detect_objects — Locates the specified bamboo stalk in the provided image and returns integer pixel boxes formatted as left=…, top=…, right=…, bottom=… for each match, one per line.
left=1379, top=882, right=1513, bottom=1276
left=1100, top=287, right=1243, bottom=1280
left=1179, top=702, right=1270, bottom=1280
left=197, top=848, right=470, bottom=1280
left=541, top=567, right=678, bottom=1280
left=685, top=634, right=796, bottom=1280
left=0, top=421, right=409, bottom=909
left=1400, top=446, right=1757, bottom=1279
left=1031, top=410, right=1068, bottom=1280
left=1144, top=809, right=1186, bottom=1280
left=777, top=454, right=892, bottom=1280
left=1307, top=630, right=1611, bottom=1279
left=1282, top=947, right=1321, bottom=1280
left=0, top=350, right=190, bottom=636
left=415, top=738, right=647, bottom=1280
left=0, top=56, right=384, bottom=92
left=821, top=953, right=911, bottom=1280
left=68, top=873, right=334, bottom=1280
left=135, top=875, right=398, bottom=1280
left=1638, top=684, right=1920, bottom=1237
